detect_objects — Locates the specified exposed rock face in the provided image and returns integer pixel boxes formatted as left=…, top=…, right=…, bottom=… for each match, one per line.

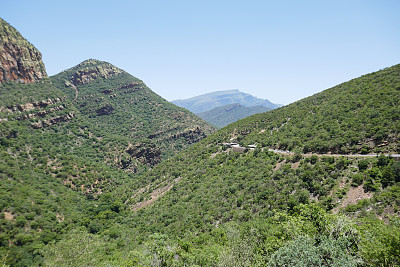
left=170, top=127, right=207, bottom=144
left=96, top=104, right=114, bottom=116
left=126, top=143, right=161, bottom=166
left=31, top=112, right=75, bottom=129
left=1, top=97, right=65, bottom=113
left=0, top=18, right=47, bottom=84
left=67, top=59, right=123, bottom=86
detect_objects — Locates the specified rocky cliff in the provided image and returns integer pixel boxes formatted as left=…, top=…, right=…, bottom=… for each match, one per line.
left=0, top=18, right=47, bottom=84
left=66, top=59, right=123, bottom=86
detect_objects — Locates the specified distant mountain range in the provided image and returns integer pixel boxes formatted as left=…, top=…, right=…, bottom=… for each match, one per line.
left=197, top=103, right=272, bottom=128
left=172, top=89, right=281, bottom=127
left=172, top=89, right=281, bottom=114
left=2, top=16, right=400, bottom=267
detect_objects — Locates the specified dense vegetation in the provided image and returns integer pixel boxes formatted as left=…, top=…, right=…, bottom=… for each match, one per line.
left=217, top=65, right=400, bottom=154
left=19, top=148, right=400, bottom=266
left=1, top=19, right=399, bottom=266
left=0, top=80, right=135, bottom=265
left=0, top=58, right=214, bottom=265
left=198, top=103, right=271, bottom=128
left=51, top=59, right=215, bottom=163
left=2, top=64, right=400, bottom=266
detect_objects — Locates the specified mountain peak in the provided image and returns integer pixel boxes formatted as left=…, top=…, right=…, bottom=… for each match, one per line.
left=61, top=59, right=124, bottom=86
left=172, top=89, right=281, bottom=113
left=0, top=18, right=48, bottom=84
left=74, top=58, right=103, bottom=67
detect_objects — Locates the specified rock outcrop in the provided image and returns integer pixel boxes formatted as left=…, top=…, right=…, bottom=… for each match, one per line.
left=31, top=112, right=75, bottom=129
left=126, top=143, right=161, bottom=166
left=1, top=97, right=65, bottom=113
left=170, top=127, right=207, bottom=144
left=96, top=104, right=114, bottom=116
left=67, top=59, right=123, bottom=86
left=0, top=18, right=47, bottom=84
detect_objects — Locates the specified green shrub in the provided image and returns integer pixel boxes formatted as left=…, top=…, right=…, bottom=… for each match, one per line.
left=358, top=159, right=369, bottom=171
left=351, top=173, right=364, bottom=187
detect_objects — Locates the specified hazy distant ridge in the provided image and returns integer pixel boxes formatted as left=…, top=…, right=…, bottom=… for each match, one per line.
left=197, top=103, right=271, bottom=128
left=172, top=89, right=281, bottom=114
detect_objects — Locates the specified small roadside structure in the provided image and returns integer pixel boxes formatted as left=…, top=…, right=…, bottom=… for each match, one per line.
left=232, top=146, right=247, bottom=153
left=220, top=142, right=250, bottom=154
left=248, top=144, right=257, bottom=150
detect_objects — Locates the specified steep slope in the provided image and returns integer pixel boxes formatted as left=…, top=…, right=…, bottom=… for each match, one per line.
left=0, top=19, right=215, bottom=265
left=0, top=18, right=47, bottom=84
left=0, top=20, right=134, bottom=265
left=198, top=103, right=272, bottom=128
left=51, top=59, right=215, bottom=169
left=172, top=89, right=281, bottom=113
left=130, top=65, right=400, bottom=222
left=221, top=65, right=400, bottom=154
left=93, top=64, right=399, bottom=265
left=2, top=16, right=399, bottom=266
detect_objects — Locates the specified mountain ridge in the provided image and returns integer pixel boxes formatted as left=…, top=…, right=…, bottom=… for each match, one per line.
left=108, top=63, right=400, bottom=265
left=50, top=58, right=215, bottom=170
left=172, top=89, right=281, bottom=114
left=1, top=16, right=400, bottom=266
left=197, top=103, right=272, bottom=128
left=0, top=18, right=216, bottom=264
left=0, top=18, right=47, bottom=84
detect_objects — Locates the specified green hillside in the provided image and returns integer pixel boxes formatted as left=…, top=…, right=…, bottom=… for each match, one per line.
left=0, top=19, right=215, bottom=265
left=1, top=17, right=400, bottom=266
left=223, top=65, right=400, bottom=154
left=0, top=71, right=215, bottom=265
left=51, top=59, right=215, bottom=167
left=38, top=64, right=400, bottom=266
left=198, top=103, right=272, bottom=128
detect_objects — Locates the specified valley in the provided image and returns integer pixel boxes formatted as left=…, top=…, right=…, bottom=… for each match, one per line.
left=0, top=17, right=399, bottom=266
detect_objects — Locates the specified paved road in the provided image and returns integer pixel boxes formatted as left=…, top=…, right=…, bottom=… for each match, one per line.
left=267, top=148, right=400, bottom=158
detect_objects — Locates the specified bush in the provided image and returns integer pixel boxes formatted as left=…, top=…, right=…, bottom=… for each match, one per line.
left=351, top=173, right=364, bottom=187
left=267, top=235, right=359, bottom=267
left=358, top=217, right=400, bottom=266
left=310, top=155, right=318, bottom=165
left=358, top=159, right=369, bottom=171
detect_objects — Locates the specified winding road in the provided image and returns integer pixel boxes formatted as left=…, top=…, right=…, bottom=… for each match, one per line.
left=266, top=148, right=400, bottom=159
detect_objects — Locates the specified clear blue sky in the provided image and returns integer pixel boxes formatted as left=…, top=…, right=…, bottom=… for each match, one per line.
left=2, top=0, right=399, bottom=104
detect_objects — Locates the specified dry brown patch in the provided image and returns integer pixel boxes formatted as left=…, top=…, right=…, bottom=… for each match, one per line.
left=4, top=211, right=13, bottom=220
left=274, top=159, right=286, bottom=171
left=229, top=129, right=238, bottom=141
left=56, top=213, right=64, bottom=222
left=126, top=185, right=150, bottom=204
left=210, top=152, right=221, bottom=158
left=377, top=206, right=400, bottom=222
left=291, top=161, right=300, bottom=170
left=132, top=177, right=182, bottom=211
left=333, top=185, right=373, bottom=213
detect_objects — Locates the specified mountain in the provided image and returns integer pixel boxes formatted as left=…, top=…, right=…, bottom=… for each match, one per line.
left=0, top=18, right=215, bottom=265
left=172, top=89, right=281, bottom=114
left=0, top=18, right=47, bottom=84
left=225, top=65, right=400, bottom=155
left=103, top=64, right=399, bottom=265
left=1, top=17, right=400, bottom=266
left=197, top=103, right=272, bottom=128
left=50, top=59, right=215, bottom=168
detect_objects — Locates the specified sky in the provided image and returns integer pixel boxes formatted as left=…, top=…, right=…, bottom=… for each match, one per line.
left=1, top=0, right=400, bottom=105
